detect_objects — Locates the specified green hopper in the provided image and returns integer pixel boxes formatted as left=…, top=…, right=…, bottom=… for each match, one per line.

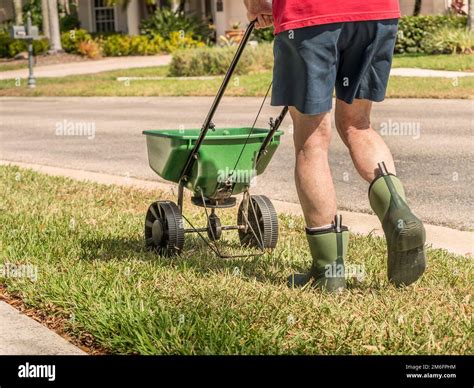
left=143, top=20, right=288, bottom=258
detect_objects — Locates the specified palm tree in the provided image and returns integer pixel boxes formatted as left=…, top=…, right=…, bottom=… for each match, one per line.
left=42, top=0, right=51, bottom=38
left=13, top=0, right=23, bottom=25
left=413, top=0, right=422, bottom=16
left=48, top=0, right=63, bottom=52
left=469, top=0, right=473, bottom=31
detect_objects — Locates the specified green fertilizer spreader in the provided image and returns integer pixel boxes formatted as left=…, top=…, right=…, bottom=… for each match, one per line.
left=143, top=20, right=288, bottom=258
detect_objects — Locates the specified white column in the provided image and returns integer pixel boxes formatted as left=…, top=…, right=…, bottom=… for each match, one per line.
left=214, top=0, right=228, bottom=39
left=126, top=0, right=140, bottom=36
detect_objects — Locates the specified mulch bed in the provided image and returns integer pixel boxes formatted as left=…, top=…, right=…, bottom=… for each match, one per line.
left=0, top=283, right=107, bottom=355
left=0, top=52, right=93, bottom=68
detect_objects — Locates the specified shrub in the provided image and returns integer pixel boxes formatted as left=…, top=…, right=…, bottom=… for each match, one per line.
left=0, top=32, right=49, bottom=58
left=252, top=27, right=275, bottom=42
left=422, top=27, right=473, bottom=54
left=140, top=8, right=212, bottom=43
left=61, top=29, right=92, bottom=54
left=102, top=34, right=131, bottom=56
left=162, top=31, right=206, bottom=52
left=395, top=15, right=467, bottom=53
left=243, top=15, right=470, bottom=53
left=60, top=12, right=81, bottom=32
left=86, top=33, right=168, bottom=57
left=129, top=35, right=162, bottom=55
left=32, top=37, right=50, bottom=55
left=168, top=43, right=273, bottom=77
left=78, top=40, right=102, bottom=59
left=23, top=0, right=81, bottom=33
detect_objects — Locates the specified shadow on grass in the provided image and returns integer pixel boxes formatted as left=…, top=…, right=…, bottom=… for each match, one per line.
left=77, top=234, right=384, bottom=290
left=78, top=234, right=285, bottom=286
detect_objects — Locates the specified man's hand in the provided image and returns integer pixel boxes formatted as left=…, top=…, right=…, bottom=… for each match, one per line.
left=244, top=0, right=273, bottom=29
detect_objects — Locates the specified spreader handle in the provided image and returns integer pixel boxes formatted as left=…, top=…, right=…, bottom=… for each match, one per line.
left=179, top=20, right=257, bottom=183
left=256, top=106, right=288, bottom=165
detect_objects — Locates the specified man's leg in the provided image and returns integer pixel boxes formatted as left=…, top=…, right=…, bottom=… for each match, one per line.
left=291, top=107, right=336, bottom=228
left=289, top=107, right=349, bottom=292
left=335, top=99, right=395, bottom=181
left=335, top=98, right=426, bottom=287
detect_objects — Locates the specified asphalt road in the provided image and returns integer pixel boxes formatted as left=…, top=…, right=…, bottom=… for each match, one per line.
left=1, top=97, right=472, bottom=230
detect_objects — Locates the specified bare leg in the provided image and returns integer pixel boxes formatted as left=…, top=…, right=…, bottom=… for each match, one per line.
left=335, top=99, right=395, bottom=181
left=291, top=107, right=336, bottom=228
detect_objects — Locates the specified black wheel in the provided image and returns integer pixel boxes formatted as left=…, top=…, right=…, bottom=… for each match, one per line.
left=237, top=195, right=278, bottom=249
left=207, top=213, right=222, bottom=241
left=145, top=201, right=184, bottom=257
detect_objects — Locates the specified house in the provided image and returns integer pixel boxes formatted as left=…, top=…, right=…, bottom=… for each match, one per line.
left=73, top=0, right=473, bottom=38
left=0, top=0, right=470, bottom=39
left=74, top=0, right=248, bottom=39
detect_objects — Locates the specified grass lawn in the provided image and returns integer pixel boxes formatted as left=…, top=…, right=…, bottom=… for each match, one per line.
left=0, top=65, right=473, bottom=99
left=0, top=165, right=472, bottom=355
left=0, top=62, right=27, bottom=72
left=0, top=52, right=472, bottom=73
left=392, top=53, right=474, bottom=72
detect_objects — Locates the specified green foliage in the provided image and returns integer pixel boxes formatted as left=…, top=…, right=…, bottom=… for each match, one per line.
left=22, top=0, right=80, bottom=33
left=169, top=43, right=273, bottom=77
left=0, top=165, right=472, bottom=355
left=422, top=27, right=473, bottom=54
left=102, top=34, right=132, bottom=56
left=140, top=8, right=212, bottom=43
left=61, top=29, right=92, bottom=54
left=60, top=12, right=81, bottom=32
left=0, top=32, right=49, bottom=58
left=252, top=26, right=275, bottom=42
left=22, top=0, right=43, bottom=29
left=161, top=31, right=205, bottom=52
left=395, top=15, right=467, bottom=53
left=100, top=32, right=203, bottom=56
left=246, top=15, right=470, bottom=55
left=101, top=34, right=159, bottom=56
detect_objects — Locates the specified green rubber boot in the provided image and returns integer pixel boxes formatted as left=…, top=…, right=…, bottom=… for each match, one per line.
left=288, top=215, right=349, bottom=292
left=369, top=162, right=426, bottom=287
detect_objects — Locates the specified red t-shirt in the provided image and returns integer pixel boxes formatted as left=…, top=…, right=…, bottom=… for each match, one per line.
left=273, top=0, right=401, bottom=34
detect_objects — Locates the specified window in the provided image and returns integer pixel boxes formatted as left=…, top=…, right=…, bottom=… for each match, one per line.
left=93, top=0, right=115, bottom=33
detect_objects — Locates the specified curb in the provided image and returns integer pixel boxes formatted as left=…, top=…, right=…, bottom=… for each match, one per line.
left=1, top=160, right=472, bottom=257
left=0, top=302, right=86, bottom=355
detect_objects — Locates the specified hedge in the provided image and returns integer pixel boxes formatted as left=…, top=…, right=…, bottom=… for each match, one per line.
left=395, top=15, right=468, bottom=53
left=251, top=15, right=468, bottom=54
left=0, top=33, right=49, bottom=58
left=169, top=43, right=274, bottom=77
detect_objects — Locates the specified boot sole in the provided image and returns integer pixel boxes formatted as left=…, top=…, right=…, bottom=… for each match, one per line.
left=388, top=217, right=426, bottom=287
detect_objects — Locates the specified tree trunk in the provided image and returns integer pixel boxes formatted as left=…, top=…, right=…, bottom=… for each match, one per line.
left=48, top=0, right=63, bottom=53
left=42, top=0, right=51, bottom=38
left=413, top=0, right=422, bottom=16
left=13, top=0, right=23, bottom=25
left=469, top=0, right=473, bottom=31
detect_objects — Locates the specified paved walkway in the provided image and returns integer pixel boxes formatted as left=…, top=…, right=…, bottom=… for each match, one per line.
left=0, top=54, right=472, bottom=80
left=0, top=301, right=86, bottom=355
left=0, top=55, right=172, bottom=80
left=390, top=67, right=474, bottom=78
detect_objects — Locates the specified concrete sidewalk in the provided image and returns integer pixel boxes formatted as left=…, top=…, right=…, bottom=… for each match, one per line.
left=0, top=302, right=86, bottom=355
left=390, top=67, right=474, bottom=78
left=1, top=160, right=472, bottom=257
left=0, top=56, right=472, bottom=80
left=0, top=55, right=172, bottom=80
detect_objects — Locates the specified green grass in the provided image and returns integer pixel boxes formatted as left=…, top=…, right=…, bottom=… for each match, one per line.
left=0, top=62, right=28, bottom=72
left=0, top=165, right=472, bottom=355
left=0, top=65, right=473, bottom=99
left=392, top=53, right=474, bottom=72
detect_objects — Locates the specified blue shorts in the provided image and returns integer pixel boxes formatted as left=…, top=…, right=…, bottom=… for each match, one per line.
left=271, top=19, right=399, bottom=115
